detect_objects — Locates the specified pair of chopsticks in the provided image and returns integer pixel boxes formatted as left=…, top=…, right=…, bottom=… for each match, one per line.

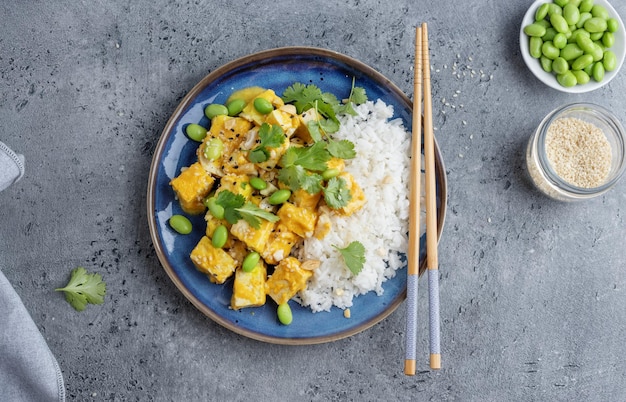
left=404, top=23, right=441, bottom=376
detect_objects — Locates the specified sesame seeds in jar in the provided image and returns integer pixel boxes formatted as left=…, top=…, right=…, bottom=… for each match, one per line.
left=526, top=103, right=626, bottom=201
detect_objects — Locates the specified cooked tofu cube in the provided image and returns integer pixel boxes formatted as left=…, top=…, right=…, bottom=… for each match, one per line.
left=239, top=89, right=285, bottom=126
left=337, top=172, right=366, bottom=216
left=196, top=115, right=252, bottom=178
left=230, top=219, right=275, bottom=254
left=326, top=157, right=345, bottom=172
left=190, top=236, right=236, bottom=284
left=169, top=162, right=215, bottom=214
left=231, top=261, right=267, bottom=310
left=313, top=206, right=332, bottom=240
left=277, top=202, right=317, bottom=238
left=215, top=174, right=253, bottom=200
left=264, top=109, right=299, bottom=137
left=261, top=223, right=300, bottom=265
left=291, top=189, right=322, bottom=210
left=266, top=257, right=313, bottom=305
left=293, top=108, right=322, bottom=143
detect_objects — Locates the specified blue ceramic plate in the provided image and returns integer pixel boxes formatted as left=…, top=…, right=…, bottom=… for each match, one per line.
left=147, top=47, right=447, bottom=344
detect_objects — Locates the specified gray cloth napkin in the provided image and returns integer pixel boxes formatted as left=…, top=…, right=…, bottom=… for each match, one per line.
left=1, top=142, right=65, bottom=401
left=0, top=141, right=25, bottom=192
left=0, top=270, right=66, bottom=401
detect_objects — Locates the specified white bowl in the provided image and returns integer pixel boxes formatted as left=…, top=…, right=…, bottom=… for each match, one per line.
left=520, top=0, right=626, bottom=93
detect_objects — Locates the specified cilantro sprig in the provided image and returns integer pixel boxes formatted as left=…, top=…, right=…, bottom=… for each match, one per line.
left=55, top=267, right=106, bottom=311
left=249, top=123, right=285, bottom=163
left=323, top=176, right=352, bottom=209
left=215, top=190, right=279, bottom=229
left=334, top=241, right=366, bottom=276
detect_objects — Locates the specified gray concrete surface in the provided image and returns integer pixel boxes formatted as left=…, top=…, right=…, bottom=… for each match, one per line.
left=2, top=0, right=626, bottom=400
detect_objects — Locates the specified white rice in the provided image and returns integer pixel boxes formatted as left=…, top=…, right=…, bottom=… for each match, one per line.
left=297, top=99, right=425, bottom=313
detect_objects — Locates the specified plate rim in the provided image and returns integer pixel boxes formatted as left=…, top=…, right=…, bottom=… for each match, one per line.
left=146, top=46, right=448, bottom=345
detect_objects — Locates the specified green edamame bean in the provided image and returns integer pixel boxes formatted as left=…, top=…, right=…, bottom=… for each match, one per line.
left=322, top=168, right=341, bottom=180
left=540, top=56, right=553, bottom=73
left=226, top=99, right=246, bottom=116
left=525, top=23, right=547, bottom=37
left=185, top=124, right=207, bottom=142
left=583, top=62, right=594, bottom=76
left=603, top=50, right=617, bottom=71
left=579, top=0, right=593, bottom=13
left=560, top=43, right=584, bottom=60
left=205, top=197, right=225, bottom=219
left=553, top=33, right=567, bottom=49
left=550, top=14, right=570, bottom=34
left=249, top=176, right=267, bottom=190
left=211, top=225, right=228, bottom=248
left=547, top=4, right=563, bottom=16
left=589, top=44, right=604, bottom=62
left=253, top=98, right=274, bottom=114
left=607, top=18, right=619, bottom=33
left=557, top=71, right=578, bottom=87
left=568, top=28, right=589, bottom=44
left=268, top=189, right=291, bottom=205
left=592, top=61, right=605, bottom=82
left=535, top=3, right=549, bottom=21
left=589, top=31, right=604, bottom=41
left=584, top=17, right=608, bottom=33
left=535, top=19, right=552, bottom=29
left=542, top=27, right=558, bottom=41
left=552, top=57, right=570, bottom=74
left=277, top=303, right=293, bottom=325
left=563, top=4, right=580, bottom=25
left=571, top=54, right=594, bottom=70
left=602, top=32, right=615, bottom=48
left=530, top=37, right=544, bottom=59
left=554, top=0, right=568, bottom=7
left=591, top=5, right=609, bottom=20
left=576, top=12, right=592, bottom=29
left=572, top=69, right=590, bottom=84
left=204, top=103, right=228, bottom=119
left=542, top=41, right=560, bottom=59
left=242, top=251, right=260, bottom=273
left=576, top=34, right=596, bottom=53
left=169, top=215, right=192, bottom=235
left=569, top=0, right=581, bottom=7
left=204, top=138, right=224, bottom=161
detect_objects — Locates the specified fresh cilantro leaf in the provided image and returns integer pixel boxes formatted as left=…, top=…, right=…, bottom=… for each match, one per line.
left=249, top=123, right=285, bottom=163
left=334, top=241, right=366, bottom=276
left=323, top=176, right=352, bottom=209
left=306, top=121, right=324, bottom=143
left=215, top=190, right=245, bottom=224
left=319, top=118, right=339, bottom=134
left=236, top=202, right=279, bottom=229
left=55, top=267, right=106, bottom=311
left=248, top=147, right=269, bottom=163
left=280, top=141, right=330, bottom=172
left=350, top=86, right=367, bottom=105
left=278, top=165, right=323, bottom=193
left=327, top=139, right=356, bottom=159
left=281, top=83, right=324, bottom=114
left=215, top=190, right=278, bottom=227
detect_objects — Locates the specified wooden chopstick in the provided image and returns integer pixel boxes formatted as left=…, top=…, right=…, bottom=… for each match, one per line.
left=404, top=25, right=423, bottom=377
left=422, top=22, right=441, bottom=370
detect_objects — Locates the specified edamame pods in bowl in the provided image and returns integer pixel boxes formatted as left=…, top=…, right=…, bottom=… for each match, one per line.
left=520, top=0, right=626, bottom=93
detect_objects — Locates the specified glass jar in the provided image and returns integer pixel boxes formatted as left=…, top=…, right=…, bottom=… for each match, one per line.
left=526, top=103, right=626, bottom=201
